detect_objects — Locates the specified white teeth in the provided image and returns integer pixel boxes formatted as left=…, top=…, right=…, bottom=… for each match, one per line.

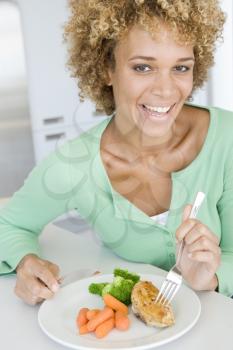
left=144, top=105, right=171, bottom=113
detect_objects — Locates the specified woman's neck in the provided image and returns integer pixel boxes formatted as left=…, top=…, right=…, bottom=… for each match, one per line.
left=109, top=113, right=185, bottom=158
left=101, top=105, right=209, bottom=174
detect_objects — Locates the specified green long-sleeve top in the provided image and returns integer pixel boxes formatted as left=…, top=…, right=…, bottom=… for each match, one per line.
left=0, top=105, right=233, bottom=296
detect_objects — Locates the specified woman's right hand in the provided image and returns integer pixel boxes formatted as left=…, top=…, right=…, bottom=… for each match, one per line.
left=15, top=254, right=60, bottom=305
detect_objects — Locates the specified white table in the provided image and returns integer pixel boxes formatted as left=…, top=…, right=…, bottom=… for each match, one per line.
left=1, top=222, right=233, bottom=350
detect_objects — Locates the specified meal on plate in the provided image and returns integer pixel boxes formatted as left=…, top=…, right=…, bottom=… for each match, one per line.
left=75, top=268, right=175, bottom=338
left=131, top=281, right=175, bottom=327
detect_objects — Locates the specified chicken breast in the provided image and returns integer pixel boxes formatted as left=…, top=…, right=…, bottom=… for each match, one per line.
left=131, top=281, right=175, bottom=327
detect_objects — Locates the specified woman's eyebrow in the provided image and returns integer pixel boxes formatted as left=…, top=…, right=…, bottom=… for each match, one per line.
left=128, top=56, right=156, bottom=61
left=128, top=56, right=195, bottom=62
left=177, top=57, right=195, bottom=62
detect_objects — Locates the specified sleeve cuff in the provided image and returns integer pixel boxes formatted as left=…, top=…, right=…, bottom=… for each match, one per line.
left=0, top=247, right=41, bottom=275
left=216, top=256, right=233, bottom=297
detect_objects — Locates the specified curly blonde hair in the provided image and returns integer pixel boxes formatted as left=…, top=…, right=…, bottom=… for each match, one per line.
left=64, top=0, right=225, bottom=115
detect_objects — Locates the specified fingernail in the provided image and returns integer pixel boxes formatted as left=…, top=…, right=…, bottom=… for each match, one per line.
left=52, top=283, right=59, bottom=293
left=175, top=238, right=179, bottom=244
left=188, top=253, right=192, bottom=258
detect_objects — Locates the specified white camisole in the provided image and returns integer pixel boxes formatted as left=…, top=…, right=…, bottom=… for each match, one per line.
left=150, top=211, right=169, bottom=226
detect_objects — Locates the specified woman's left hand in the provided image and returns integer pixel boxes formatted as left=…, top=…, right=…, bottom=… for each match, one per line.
left=175, top=204, right=221, bottom=291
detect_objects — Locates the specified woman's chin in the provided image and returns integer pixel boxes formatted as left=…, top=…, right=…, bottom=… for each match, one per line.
left=133, top=106, right=175, bottom=139
left=140, top=126, right=173, bottom=143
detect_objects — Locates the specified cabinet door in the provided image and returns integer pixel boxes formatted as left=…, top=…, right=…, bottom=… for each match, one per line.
left=17, top=0, right=108, bottom=162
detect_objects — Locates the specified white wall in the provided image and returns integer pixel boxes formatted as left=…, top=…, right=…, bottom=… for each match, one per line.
left=0, top=1, right=26, bottom=90
left=192, top=0, right=233, bottom=110
left=209, top=0, right=233, bottom=110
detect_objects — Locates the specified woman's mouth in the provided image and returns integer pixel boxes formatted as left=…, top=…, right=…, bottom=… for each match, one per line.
left=140, top=103, right=175, bottom=122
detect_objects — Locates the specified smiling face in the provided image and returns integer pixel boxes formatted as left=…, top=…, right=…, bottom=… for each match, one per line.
left=108, top=25, right=195, bottom=144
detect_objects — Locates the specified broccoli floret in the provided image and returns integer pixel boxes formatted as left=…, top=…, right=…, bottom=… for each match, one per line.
left=102, top=276, right=134, bottom=305
left=88, top=269, right=141, bottom=305
left=114, top=268, right=140, bottom=284
left=88, top=282, right=108, bottom=296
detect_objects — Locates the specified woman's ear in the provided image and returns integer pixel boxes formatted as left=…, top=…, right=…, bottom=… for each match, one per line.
left=106, top=69, right=113, bottom=86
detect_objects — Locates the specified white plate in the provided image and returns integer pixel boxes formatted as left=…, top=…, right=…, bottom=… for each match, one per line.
left=38, top=273, right=201, bottom=350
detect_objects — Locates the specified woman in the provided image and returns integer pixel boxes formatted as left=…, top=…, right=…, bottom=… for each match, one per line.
left=0, top=0, right=230, bottom=305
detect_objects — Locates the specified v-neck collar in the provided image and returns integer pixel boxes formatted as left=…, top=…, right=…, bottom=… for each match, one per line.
left=94, top=118, right=169, bottom=227
left=93, top=103, right=216, bottom=227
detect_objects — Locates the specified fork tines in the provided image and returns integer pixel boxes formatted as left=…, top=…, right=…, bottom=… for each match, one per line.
left=156, top=269, right=182, bottom=306
left=156, top=279, right=181, bottom=305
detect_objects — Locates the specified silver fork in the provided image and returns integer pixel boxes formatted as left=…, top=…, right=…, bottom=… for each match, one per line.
left=155, top=191, right=206, bottom=305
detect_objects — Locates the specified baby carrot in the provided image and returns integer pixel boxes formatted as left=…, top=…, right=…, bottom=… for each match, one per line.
left=95, top=317, right=115, bottom=338
left=76, top=307, right=89, bottom=328
left=115, top=310, right=130, bottom=331
left=79, top=324, right=90, bottom=335
left=87, top=307, right=114, bottom=332
left=103, top=294, right=128, bottom=315
left=86, top=309, right=101, bottom=320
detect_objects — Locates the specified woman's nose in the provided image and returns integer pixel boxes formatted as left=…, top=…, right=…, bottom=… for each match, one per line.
left=150, top=72, right=176, bottom=99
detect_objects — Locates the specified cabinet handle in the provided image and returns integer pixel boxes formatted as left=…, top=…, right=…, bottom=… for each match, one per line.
left=45, top=133, right=65, bottom=141
left=43, top=116, right=64, bottom=125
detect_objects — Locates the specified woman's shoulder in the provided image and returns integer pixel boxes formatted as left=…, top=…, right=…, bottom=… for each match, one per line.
left=209, top=106, right=233, bottom=142
left=33, top=118, right=111, bottom=173
left=67, top=117, right=111, bottom=155
left=187, top=103, right=233, bottom=137
left=210, top=105, right=233, bottom=123
left=185, top=103, right=233, bottom=116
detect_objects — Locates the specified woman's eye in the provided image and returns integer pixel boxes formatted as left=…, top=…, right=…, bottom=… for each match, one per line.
left=133, top=64, right=151, bottom=72
left=174, top=65, right=190, bottom=73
